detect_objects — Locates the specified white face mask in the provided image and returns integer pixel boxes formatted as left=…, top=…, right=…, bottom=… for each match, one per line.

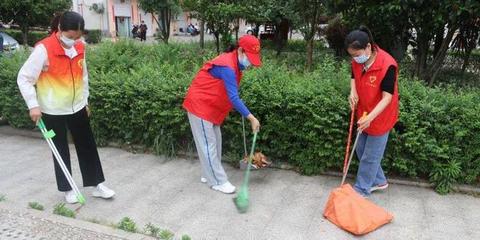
left=60, top=34, right=75, bottom=48
left=353, top=53, right=369, bottom=64
left=238, top=54, right=251, bottom=70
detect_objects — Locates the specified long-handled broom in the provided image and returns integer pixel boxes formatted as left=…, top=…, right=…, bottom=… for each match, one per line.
left=38, top=119, right=86, bottom=205
left=234, top=131, right=258, bottom=213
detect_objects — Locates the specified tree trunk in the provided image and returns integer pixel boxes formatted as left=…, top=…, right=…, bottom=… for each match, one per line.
left=461, top=50, right=472, bottom=73
left=200, top=20, right=205, bottom=49
left=427, top=26, right=457, bottom=86
left=235, top=19, right=240, bottom=42
left=274, top=18, right=289, bottom=56
left=254, top=23, right=261, bottom=37
left=165, top=9, right=171, bottom=44
left=432, top=27, right=445, bottom=58
left=389, top=29, right=409, bottom=62
left=306, top=38, right=314, bottom=71
left=21, top=25, right=28, bottom=46
left=414, top=32, right=429, bottom=79
left=214, top=32, right=220, bottom=54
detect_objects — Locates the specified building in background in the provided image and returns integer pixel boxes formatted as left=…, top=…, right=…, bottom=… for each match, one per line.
left=71, top=0, right=168, bottom=38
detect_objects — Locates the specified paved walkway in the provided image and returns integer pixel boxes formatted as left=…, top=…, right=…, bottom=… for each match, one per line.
left=0, top=129, right=479, bottom=240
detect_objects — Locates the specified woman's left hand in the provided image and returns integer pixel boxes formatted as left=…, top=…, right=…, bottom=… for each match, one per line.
left=357, top=115, right=372, bottom=132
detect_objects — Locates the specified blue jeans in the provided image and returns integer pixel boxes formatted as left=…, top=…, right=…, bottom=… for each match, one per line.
left=353, top=132, right=390, bottom=197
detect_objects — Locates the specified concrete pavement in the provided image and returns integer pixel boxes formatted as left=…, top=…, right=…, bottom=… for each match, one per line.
left=0, top=130, right=479, bottom=240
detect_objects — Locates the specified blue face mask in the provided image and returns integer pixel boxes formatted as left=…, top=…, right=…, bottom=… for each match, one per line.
left=238, top=55, right=251, bottom=70
left=353, top=54, right=369, bottom=64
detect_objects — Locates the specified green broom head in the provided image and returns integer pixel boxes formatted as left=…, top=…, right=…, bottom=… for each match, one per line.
left=77, top=194, right=86, bottom=205
left=234, top=187, right=249, bottom=213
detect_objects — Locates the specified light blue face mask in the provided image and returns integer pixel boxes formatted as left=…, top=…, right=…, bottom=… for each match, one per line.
left=238, top=55, right=251, bottom=70
left=353, top=53, right=369, bottom=64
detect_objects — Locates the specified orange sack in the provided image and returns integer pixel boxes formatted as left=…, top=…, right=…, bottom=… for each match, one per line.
left=323, top=183, right=393, bottom=235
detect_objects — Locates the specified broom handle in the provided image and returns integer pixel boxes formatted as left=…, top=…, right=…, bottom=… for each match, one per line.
left=242, top=117, right=247, bottom=157
left=342, top=108, right=356, bottom=175
left=242, top=132, right=258, bottom=187
left=38, top=119, right=84, bottom=199
left=341, top=131, right=361, bottom=186
left=340, top=112, right=367, bottom=186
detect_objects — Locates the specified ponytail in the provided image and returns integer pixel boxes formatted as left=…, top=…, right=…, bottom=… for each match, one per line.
left=50, top=13, right=61, bottom=34
left=224, top=43, right=238, bottom=53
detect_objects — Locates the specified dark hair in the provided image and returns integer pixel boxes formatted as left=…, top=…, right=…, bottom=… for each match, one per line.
left=224, top=43, right=238, bottom=53
left=58, top=11, right=85, bottom=32
left=345, top=26, right=375, bottom=50
left=49, top=13, right=62, bottom=33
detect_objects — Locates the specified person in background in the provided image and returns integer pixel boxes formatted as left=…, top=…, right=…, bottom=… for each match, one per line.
left=131, top=24, right=139, bottom=39
left=139, top=21, right=147, bottom=42
left=17, top=11, right=115, bottom=204
left=182, top=35, right=262, bottom=194
left=345, top=26, right=399, bottom=198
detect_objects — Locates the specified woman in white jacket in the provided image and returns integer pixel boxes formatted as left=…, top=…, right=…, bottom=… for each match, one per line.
left=17, top=11, right=115, bottom=204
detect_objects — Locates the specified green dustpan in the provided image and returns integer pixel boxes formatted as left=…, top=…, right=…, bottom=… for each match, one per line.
left=234, top=132, right=258, bottom=213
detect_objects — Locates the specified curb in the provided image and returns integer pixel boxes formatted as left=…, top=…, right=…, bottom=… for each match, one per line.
left=0, top=202, right=155, bottom=240
left=2, top=125, right=479, bottom=197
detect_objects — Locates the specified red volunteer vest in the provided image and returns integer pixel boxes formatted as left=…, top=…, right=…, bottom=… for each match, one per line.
left=352, top=46, right=399, bottom=136
left=35, top=33, right=85, bottom=114
left=183, top=51, right=242, bottom=125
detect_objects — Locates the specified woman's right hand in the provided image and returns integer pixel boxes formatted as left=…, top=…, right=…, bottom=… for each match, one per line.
left=247, top=114, right=260, bottom=133
left=29, top=107, right=42, bottom=124
left=349, top=89, right=359, bottom=110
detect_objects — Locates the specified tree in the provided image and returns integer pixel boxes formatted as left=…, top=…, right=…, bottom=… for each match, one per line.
left=0, top=0, right=71, bottom=45
left=451, top=17, right=480, bottom=73
left=183, top=0, right=245, bottom=53
left=331, top=0, right=480, bottom=86
left=243, top=0, right=297, bottom=56
left=330, top=1, right=411, bottom=62
left=138, top=0, right=181, bottom=44
left=408, top=0, right=480, bottom=86
left=292, top=0, right=327, bottom=71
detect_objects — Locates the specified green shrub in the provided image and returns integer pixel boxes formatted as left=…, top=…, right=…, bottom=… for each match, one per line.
left=158, top=229, right=174, bottom=240
left=85, top=29, right=102, bottom=44
left=3, top=29, right=49, bottom=46
left=2, top=40, right=479, bottom=193
left=28, top=202, right=45, bottom=211
left=0, top=50, right=33, bottom=128
left=117, top=217, right=137, bottom=233
left=144, top=223, right=161, bottom=237
left=0, top=194, right=5, bottom=202
left=53, top=203, right=76, bottom=218
left=181, top=235, right=192, bottom=240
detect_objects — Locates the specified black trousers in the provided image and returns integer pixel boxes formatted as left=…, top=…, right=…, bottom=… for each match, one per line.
left=42, top=107, right=105, bottom=192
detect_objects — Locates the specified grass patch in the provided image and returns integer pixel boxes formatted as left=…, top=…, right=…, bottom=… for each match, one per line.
left=181, top=234, right=192, bottom=240
left=53, top=203, right=76, bottom=218
left=28, top=202, right=44, bottom=211
left=117, top=217, right=137, bottom=233
left=144, top=223, right=177, bottom=240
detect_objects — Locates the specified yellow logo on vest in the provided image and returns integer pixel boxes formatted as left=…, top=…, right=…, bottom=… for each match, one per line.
left=77, top=59, right=84, bottom=69
left=367, top=76, right=377, bottom=87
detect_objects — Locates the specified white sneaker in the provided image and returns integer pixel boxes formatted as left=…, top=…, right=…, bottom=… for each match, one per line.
left=65, top=190, right=79, bottom=204
left=200, top=177, right=207, bottom=183
left=211, top=181, right=236, bottom=194
left=371, top=183, right=389, bottom=193
left=92, top=183, right=115, bottom=199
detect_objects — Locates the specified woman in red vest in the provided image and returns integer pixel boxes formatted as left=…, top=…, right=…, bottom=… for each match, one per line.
left=183, top=35, right=261, bottom=194
left=345, top=26, right=399, bottom=197
left=17, top=12, right=115, bottom=204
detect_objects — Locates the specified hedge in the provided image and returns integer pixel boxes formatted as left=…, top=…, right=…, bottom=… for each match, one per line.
left=1, top=41, right=479, bottom=194
left=85, top=29, right=102, bottom=44
left=2, top=29, right=49, bottom=46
